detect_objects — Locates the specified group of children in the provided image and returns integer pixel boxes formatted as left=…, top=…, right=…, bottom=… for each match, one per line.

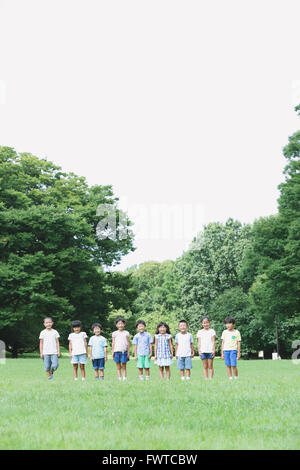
left=39, top=316, right=241, bottom=382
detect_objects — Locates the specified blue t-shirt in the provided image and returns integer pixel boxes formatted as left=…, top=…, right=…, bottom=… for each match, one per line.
left=132, top=332, right=153, bottom=356
left=88, top=335, right=107, bottom=359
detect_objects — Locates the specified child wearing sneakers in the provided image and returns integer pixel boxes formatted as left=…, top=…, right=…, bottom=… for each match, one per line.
left=221, top=316, right=241, bottom=380
left=88, top=323, right=107, bottom=381
left=132, top=320, right=153, bottom=381
left=175, top=320, right=194, bottom=381
left=112, top=317, right=130, bottom=381
left=39, top=317, right=60, bottom=381
left=68, top=320, right=88, bottom=381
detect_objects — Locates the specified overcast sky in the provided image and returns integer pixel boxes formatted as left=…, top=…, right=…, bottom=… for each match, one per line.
left=1, top=0, right=300, bottom=270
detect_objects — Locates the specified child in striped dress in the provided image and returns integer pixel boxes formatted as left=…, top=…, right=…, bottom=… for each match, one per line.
left=154, top=322, right=173, bottom=380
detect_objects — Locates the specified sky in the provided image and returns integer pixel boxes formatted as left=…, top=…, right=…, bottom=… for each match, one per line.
left=1, top=0, right=300, bottom=270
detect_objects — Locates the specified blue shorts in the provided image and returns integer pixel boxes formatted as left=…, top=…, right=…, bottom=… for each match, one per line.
left=92, top=358, right=105, bottom=370
left=201, top=353, right=214, bottom=360
left=71, top=353, right=87, bottom=364
left=113, top=351, right=129, bottom=363
left=224, top=350, right=237, bottom=366
left=43, top=354, right=59, bottom=371
left=177, top=356, right=192, bottom=370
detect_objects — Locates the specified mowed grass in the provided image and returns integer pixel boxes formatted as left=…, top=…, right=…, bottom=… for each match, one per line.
left=0, top=357, right=300, bottom=450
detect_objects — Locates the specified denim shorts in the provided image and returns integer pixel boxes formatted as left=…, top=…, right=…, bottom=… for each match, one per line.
left=113, top=351, right=129, bottom=363
left=224, top=350, right=237, bottom=366
left=201, top=353, right=214, bottom=360
left=43, top=354, right=59, bottom=371
left=177, top=356, right=192, bottom=370
left=92, top=358, right=105, bottom=370
left=71, top=353, right=87, bottom=364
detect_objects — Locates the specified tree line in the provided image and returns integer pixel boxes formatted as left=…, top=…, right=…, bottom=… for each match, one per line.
left=1, top=105, right=299, bottom=357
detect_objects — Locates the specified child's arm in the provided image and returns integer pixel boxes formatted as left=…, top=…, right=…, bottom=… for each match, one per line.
left=84, top=338, right=88, bottom=355
left=154, top=338, right=158, bottom=360
left=148, top=342, right=152, bottom=359
left=39, top=339, right=43, bottom=358
left=221, top=339, right=224, bottom=359
left=134, top=344, right=138, bottom=360
left=104, top=346, right=107, bottom=361
left=69, top=340, right=72, bottom=360
left=89, top=346, right=93, bottom=361
left=56, top=338, right=60, bottom=357
left=197, top=338, right=201, bottom=358
left=175, top=342, right=178, bottom=358
left=169, top=338, right=173, bottom=358
left=127, top=336, right=130, bottom=359
left=212, top=335, right=216, bottom=358
left=237, top=341, right=241, bottom=359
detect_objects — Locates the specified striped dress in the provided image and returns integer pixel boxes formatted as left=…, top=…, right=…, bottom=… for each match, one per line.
left=155, top=333, right=173, bottom=367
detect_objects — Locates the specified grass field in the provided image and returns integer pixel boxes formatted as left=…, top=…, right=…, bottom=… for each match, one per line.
left=0, top=357, right=299, bottom=450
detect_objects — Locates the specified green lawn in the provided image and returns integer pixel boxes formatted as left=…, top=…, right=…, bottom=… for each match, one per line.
left=0, top=357, right=299, bottom=450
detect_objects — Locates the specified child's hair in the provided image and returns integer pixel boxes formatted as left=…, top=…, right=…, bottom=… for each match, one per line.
left=136, top=320, right=146, bottom=328
left=43, top=316, right=53, bottom=322
left=155, top=322, right=171, bottom=335
left=178, top=319, right=188, bottom=326
left=71, top=320, right=82, bottom=329
left=201, top=316, right=210, bottom=323
left=91, top=322, right=102, bottom=330
left=224, top=316, right=235, bottom=325
left=115, top=317, right=126, bottom=325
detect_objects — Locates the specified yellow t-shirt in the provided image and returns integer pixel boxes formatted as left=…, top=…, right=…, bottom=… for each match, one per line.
left=221, top=329, right=241, bottom=350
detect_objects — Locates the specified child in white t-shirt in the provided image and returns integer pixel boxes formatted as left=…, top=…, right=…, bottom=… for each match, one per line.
left=68, top=320, right=88, bottom=381
left=112, top=317, right=130, bottom=381
left=39, top=317, right=60, bottom=381
left=175, top=320, right=194, bottom=381
left=196, top=316, right=216, bottom=380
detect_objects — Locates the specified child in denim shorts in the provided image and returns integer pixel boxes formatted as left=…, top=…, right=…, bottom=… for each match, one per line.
left=88, top=323, right=107, bottom=381
left=175, top=320, right=194, bottom=381
left=68, top=320, right=88, bottom=381
left=221, top=316, right=241, bottom=380
left=197, top=316, right=216, bottom=380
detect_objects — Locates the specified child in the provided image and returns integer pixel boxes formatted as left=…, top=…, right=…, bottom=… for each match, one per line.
left=39, top=317, right=60, bottom=381
left=196, top=316, right=216, bottom=380
left=154, top=322, right=173, bottom=380
left=88, top=323, right=107, bottom=381
left=112, top=317, right=130, bottom=381
left=221, top=316, right=241, bottom=380
left=68, top=320, right=88, bottom=381
left=175, top=320, right=194, bottom=381
left=132, top=320, right=153, bottom=381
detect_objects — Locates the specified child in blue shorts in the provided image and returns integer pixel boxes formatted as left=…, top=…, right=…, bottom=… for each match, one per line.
left=68, top=320, right=88, bottom=381
left=112, top=317, right=130, bottom=381
left=88, top=323, right=107, bottom=381
left=175, top=320, right=194, bottom=381
left=221, top=316, right=241, bottom=380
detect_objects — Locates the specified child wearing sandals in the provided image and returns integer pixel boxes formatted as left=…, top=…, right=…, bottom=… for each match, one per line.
left=154, top=322, right=173, bottom=380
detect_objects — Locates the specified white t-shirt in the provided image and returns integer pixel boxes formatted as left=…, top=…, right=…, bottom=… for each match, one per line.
left=39, top=329, right=60, bottom=355
left=112, top=330, right=130, bottom=353
left=196, top=328, right=216, bottom=353
left=68, top=332, right=88, bottom=355
left=221, top=329, right=241, bottom=350
left=175, top=332, right=193, bottom=357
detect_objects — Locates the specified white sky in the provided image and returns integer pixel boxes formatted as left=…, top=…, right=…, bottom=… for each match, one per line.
left=1, top=0, right=300, bottom=270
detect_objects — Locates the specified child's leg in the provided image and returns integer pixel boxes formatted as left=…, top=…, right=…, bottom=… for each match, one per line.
left=186, top=369, right=191, bottom=379
left=121, top=363, right=127, bottom=379
left=180, top=369, right=185, bottom=379
left=73, top=364, right=78, bottom=379
left=202, top=359, right=209, bottom=379
left=159, top=366, right=164, bottom=379
left=116, top=362, right=122, bottom=379
left=165, top=366, right=170, bottom=380
left=145, top=368, right=150, bottom=378
left=138, top=367, right=144, bottom=378
left=226, top=365, right=232, bottom=378
left=80, top=363, right=85, bottom=379
left=94, top=368, right=99, bottom=378
left=100, top=369, right=104, bottom=379
left=208, top=359, right=214, bottom=379
left=232, top=366, right=238, bottom=377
